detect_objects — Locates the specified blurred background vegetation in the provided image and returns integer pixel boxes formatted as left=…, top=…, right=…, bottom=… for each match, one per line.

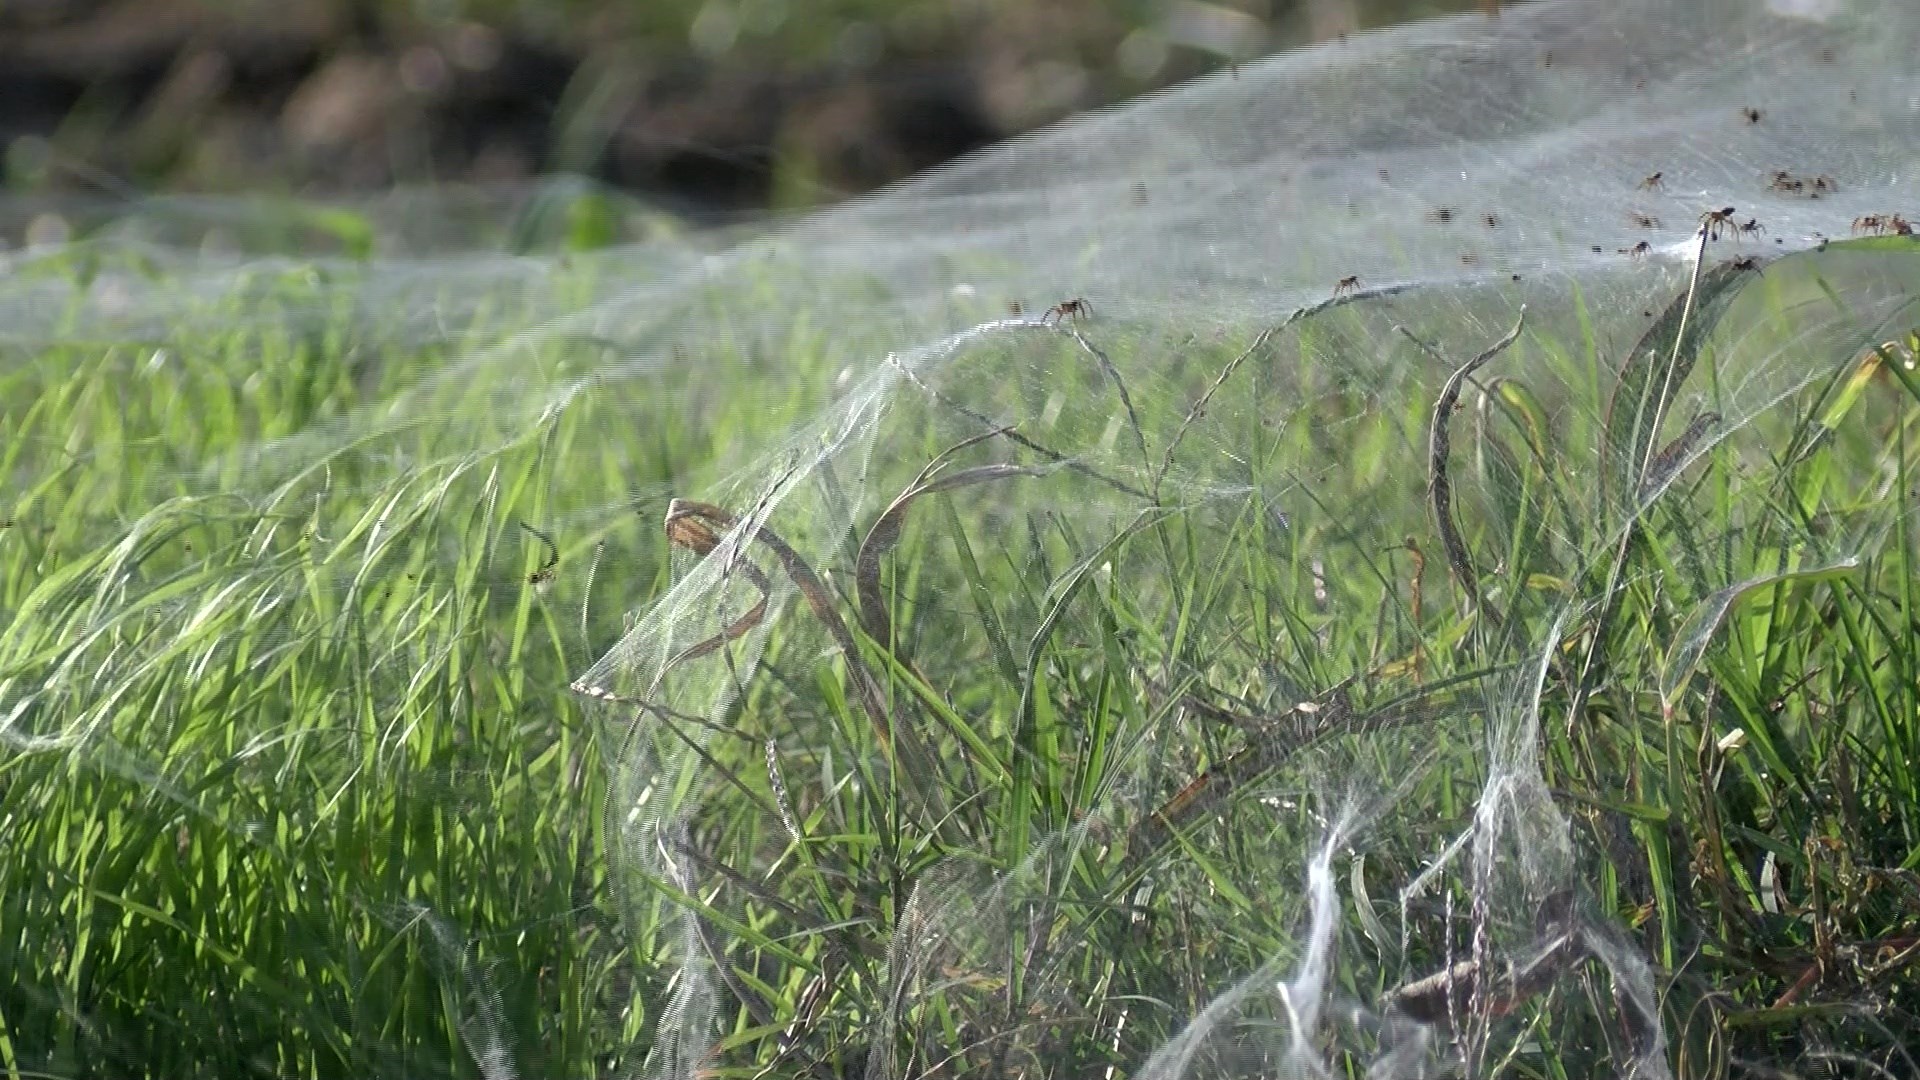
left=1, top=0, right=1482, bottom=219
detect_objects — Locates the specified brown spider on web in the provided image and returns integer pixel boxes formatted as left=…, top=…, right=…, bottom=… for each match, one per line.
left=1041, top=298, right=1092, bottom=325
left=1698, top=206, right=1739, bottom=241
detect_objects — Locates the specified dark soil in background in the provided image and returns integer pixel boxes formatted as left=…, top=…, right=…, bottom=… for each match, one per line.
left=0, top=0, right=1478, bottom=220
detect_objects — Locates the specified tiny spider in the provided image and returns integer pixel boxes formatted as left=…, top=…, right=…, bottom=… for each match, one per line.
left=1482, top=212, right=1500, bottom=228
left=1768, top=170, right=1804, bottom=194
left=1698, top=206, right=1738, bottom=241
left=1620, top=241, right=1652, bottom=257
left=1334, top=275, right=1362, bottom=296
left=1427, top=206, right=1457, bottom=225
left=1738, top=218, right=1765, bottom=238
left=1727, top=255, right=1762, bottom=271
left=1042, top=298, right=1092, bottom=325
left=1638, top=172, right=1666, bottom=192
left=1741, top=106, right=1763, bottom=124
left=1628, top=211, right=1661, bottom=229
left=1812, top=174, right=1838, bottom=194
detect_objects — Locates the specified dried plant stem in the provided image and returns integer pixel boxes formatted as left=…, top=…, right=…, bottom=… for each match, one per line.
left=1642, top=226, right=1713, bottom=482
left=664, top=499, right=894, bottom=750
left=855, top=457, right=1041, bottom=648
left=1388, top=930, right=1583, bottom=1026
left=580, top=539, right=605, bottom=640
left=1125, top=691, right=1443, bottom=865
left=1403, top=309, right=1526, bottom=625
left=659, top=826, right=777, bottom=1030
left=887, top=354, right=1151, bottom=500
left=1154, top=323, right=1282, bottom=498
left=1152, top=285, right=1419, bottom=499
left=1059, top=325, right=1151, bottom=471
left=1569, top=227, right=1712, bottom=735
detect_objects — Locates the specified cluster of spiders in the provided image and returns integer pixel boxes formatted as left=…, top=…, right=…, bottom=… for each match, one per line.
left=1697, top=206, right=1764, bottom=241
left=1853, top=214, right=1914, bottom=237
left=1042, top=141, right=1913, bottom=314
left=1770, top=170, right=1838, bottom=197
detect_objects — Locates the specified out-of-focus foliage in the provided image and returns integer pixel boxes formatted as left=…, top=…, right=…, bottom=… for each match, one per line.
left=0, top=0, right=1477, bottom=210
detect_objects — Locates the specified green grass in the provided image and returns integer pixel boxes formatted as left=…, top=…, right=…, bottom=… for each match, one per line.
left=2, top=217, right=1919, bottom=1079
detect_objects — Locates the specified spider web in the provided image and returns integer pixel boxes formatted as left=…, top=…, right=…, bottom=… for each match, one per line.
left=572, top=0, right=1920, bottom=1075
left=2, top=0, right=1919, bottom=1076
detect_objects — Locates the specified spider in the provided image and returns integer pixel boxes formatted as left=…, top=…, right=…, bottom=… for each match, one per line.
left=1768, top=170, right=1804, bottom=194
left=1812, top=174, right=1838, bottom=194
left=1738, top=218, right=1766, bottom=238
left=1698, top=206, right=1739, bottom=241
left=1042, top=298, right=1092, bottom=325
left=1620, top=241, right=1652, bottom=257
left=1727, top=255, right=1762, bottom=271
left=1482, top=212, right=1500, bottom=228
left=1741, top=106, right=1763, bottom=124
left=1427, top=206, right=1457, bottom=225
left=1628, top=211, right=1661, bottom=229
left=1334, top=275, right=1362, bottom=296
left=1638, top=172, right=1666, bottom=192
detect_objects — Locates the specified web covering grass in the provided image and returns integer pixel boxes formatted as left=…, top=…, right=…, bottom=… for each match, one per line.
left=5, top=0, right=1920, bottom=1076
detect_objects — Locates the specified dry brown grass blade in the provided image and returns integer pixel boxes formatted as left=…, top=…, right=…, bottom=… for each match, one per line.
left=1153, top=323, right=1282, bottom=499
left=1403, top=309, right=1526, bottom=625
left=652, top=505, right=776, bottom=687
left=665, top=498, right=898, bottom=752
left=886, top=353, right=1152, bottom=501
left=1149, top=286, right=1408, bottom=500
left=658, top=825, right=779, bottom=1031
left=1057, top=325, right=1150, bottom=471
left=1639, top=410, right=1721, bottom=499
left=1124, top=691, right=1441, bottom=864
left=854, top=461, right=1044, bottom=647
left=1387, top=929, right=1583, bottom=1026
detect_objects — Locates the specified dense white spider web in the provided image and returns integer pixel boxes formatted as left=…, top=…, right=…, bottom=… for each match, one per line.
left=568, top=0, right=1920, bottom=1075
left=3, top=0, right=1919, bottom=1076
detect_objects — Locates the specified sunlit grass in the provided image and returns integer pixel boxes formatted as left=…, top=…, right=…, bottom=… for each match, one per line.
left=2, top=211, right=1918, bottom=1078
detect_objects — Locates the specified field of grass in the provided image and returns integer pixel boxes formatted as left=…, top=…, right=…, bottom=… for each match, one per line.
left=2, top=197, right=1918, bottom=1079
